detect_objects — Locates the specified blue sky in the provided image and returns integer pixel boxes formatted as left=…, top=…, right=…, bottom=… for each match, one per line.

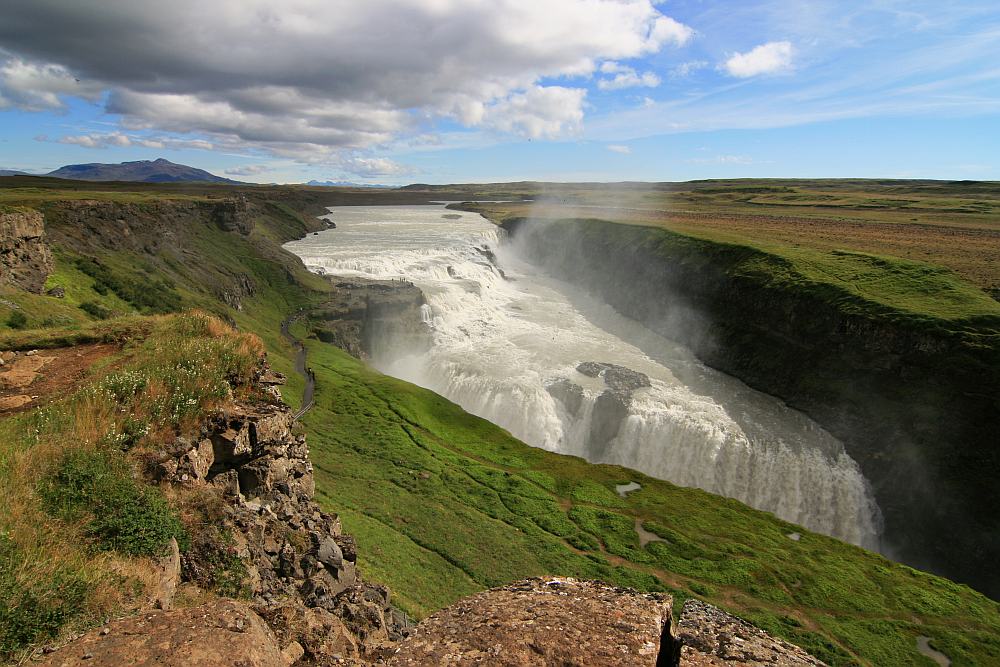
left=1, top=0, right=998, bottom=184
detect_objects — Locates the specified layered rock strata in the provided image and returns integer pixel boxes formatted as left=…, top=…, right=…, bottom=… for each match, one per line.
left=0, top=208, right=51, bottom=293
left=151, top=367, right=408, bottom=664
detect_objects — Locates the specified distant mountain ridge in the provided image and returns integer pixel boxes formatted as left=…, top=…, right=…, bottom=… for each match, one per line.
left=45, top=158, right=240, bottom=183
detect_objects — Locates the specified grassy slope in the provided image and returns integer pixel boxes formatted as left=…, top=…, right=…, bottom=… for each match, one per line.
left=298, top=332, right=1000, bottom=666
left=2, top=180, right=999, bottom=665
left=0, top=313, right=266, bottom=660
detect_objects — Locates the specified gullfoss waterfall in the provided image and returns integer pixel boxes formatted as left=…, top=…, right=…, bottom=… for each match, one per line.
left=285, top=205, right=882, bottom=550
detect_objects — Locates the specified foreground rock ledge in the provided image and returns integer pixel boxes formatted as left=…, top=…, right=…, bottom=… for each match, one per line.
left=677, top=599, right=825, bottom=666
left=389, top=577, right=826, bottom=667
left=37, top=600, right=287, bottom=667
left=389, top=577, right=673, bottom=666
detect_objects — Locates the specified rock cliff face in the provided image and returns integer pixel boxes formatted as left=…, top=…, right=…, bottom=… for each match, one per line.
left=148, top=368, right=408, bottom=664
left=0, top=208, right=52, bottom=293
left=307, top=278, right=431, bottom=362
left=41, top=198, right=254, bottom=256
left=503, top=216, right=1000, bottom=598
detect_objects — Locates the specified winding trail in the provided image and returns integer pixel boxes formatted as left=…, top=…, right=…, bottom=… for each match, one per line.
left=281, top=311, right=315, bottom=421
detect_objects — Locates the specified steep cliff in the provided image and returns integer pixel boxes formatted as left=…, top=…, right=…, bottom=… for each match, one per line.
left=501, top=216, right=1000, bottom=598
left=0, top=208, right=51, bottom=293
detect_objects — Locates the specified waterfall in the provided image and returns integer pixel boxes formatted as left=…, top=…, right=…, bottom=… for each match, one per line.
left=285, top=205, right=882, bottom=550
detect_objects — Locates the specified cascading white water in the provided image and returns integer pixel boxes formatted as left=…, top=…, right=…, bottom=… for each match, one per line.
left=285, top=205, right=882, bottom=549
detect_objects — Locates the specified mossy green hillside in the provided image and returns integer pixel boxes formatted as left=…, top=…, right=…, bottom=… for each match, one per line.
left=297, top=332, right=1000, bottom=666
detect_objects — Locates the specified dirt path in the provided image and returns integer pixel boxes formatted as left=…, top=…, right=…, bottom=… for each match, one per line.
left=281, top=312, right=315, bottom=420
left=0, top=343, right=119, bottom=416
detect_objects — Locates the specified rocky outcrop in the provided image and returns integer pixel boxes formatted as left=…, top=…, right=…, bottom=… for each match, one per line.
left=307, top=279, right=431, bottom=363
left=389, top=577, right=824, bottom=666
left=218, top=272, right=258, bottom=311
left=390, top=577, right=673, bottom=666
left=0, top=208, right=52, bottom=293
left=37, top=600, right=288, bottom=667
left=41, top=198, right=253, bottom=256
left=677, top=600, right=824, bottom=666
left=151, top=368, right=407, bottom=663
left=211, top=195, right=254, bottom=235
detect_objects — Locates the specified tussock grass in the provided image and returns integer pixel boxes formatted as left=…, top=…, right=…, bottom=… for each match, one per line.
left=0, top=312, right=264, bottom=661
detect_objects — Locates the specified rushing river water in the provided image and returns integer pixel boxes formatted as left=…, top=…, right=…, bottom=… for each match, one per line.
left=285, top=205, right=882, bottom=549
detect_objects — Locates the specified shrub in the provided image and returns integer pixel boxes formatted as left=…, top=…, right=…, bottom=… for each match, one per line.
left=79, top=301, right=111, bottom=320
left=74, top=257, right=182, bottom=315
left=39, top=450, right=186, bottom=557
left=5, top=311, right=27, bottom=329
left=0, top=534, right=90, bottom=660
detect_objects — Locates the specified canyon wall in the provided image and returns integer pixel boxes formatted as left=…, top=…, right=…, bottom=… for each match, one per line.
left=0, top=208, right=51, bottom=293
left=503, top=216, right=1000, bottom=598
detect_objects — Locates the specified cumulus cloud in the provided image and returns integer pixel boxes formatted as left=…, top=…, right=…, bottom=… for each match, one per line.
left=41, top=131, right=217, bottom=151
left=483, top=86, right=586, bottom=139
left=607, top=144, right=631, bottom=154
left=0, top=0, right=692, bottom=167
left=598, top=62, right=660, bottom=90
left=0, top=56, right=102, bottom=110
left=723, top=41, right=794, bottom=78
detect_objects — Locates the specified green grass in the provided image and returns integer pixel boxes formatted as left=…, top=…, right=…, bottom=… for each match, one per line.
left=512, top=217, right=1000, bottom=326
left=742, top=245, right=1000, bottom=322
left=297, top=336, right=1000, bottom=666
left=39, top=449, right=187, bottom=557
left=0, top=313, right=267, bottom=660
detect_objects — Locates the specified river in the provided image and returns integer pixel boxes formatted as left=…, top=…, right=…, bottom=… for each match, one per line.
left=284, top=204, right=882, bottom=549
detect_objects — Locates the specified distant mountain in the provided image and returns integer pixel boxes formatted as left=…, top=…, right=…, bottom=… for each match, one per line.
left=0, top=169, right=28, bottom=176
left=305, top=180, right=393, bottom=189
left=46, top=158, right=240, bottom=183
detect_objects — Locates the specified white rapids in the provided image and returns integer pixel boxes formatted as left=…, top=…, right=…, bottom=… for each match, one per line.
left=285, top=205, right=882, bottom=549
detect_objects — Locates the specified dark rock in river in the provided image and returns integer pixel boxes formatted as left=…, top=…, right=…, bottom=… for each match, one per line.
left=577, top=361, right=651, bottom=393
left=574, top=362, right=651, bottom=459
left=547, top=378, right=585, bottom=417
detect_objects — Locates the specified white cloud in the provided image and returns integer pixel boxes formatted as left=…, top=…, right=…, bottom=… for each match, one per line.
left=0, top=1, right=692, bottom=159
left=649, top=15, right=694, bottom=47
left=597, top=62, right=661, bottom=90
left=55, top=132, right=164, bottom=149
left=723, top=41, right=794, bottom=78
left=607, top=144, right=631, bottom=154
left=0, top=57, right=101, bottom=111
left=671, top=60, right=709, bottom=78
left=483, top=86, right=586, bottom=139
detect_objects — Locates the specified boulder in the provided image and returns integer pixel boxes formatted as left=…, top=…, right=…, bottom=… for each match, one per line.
left=676, top=599, right=826, bottom=666
left=36, top=600, right=286, bottom=667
